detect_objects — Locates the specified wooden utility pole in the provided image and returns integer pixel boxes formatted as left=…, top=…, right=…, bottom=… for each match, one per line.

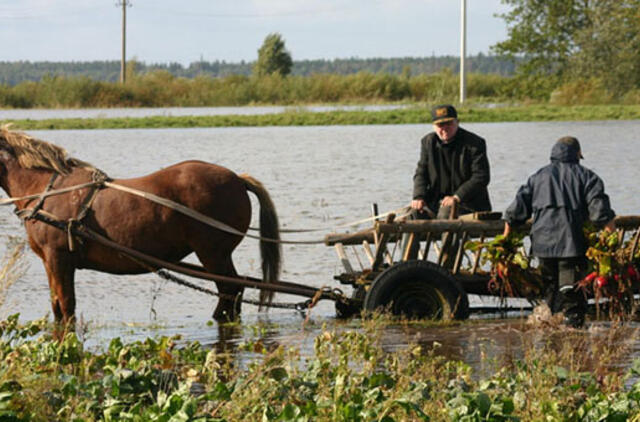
left=117, top=0, right=132, bottom=84
left=460, top=0, right=467, bottom=104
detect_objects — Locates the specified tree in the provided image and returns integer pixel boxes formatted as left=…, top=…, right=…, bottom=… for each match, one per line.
left=492, top=1, right=591, bottom=76
left=253, top=33, right=293, bottom=77
left=569, top=0, right=640, bottom=95
left=493, top=0, right=640, bottom=95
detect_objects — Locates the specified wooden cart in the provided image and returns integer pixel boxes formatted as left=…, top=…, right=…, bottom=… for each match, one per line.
left=325, top=211, right=640, bottom=320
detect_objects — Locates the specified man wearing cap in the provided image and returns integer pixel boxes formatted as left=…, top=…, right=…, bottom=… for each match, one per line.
left=411, top=104, right=492, bottom=218
left=503, top=136, right=616, bottom=327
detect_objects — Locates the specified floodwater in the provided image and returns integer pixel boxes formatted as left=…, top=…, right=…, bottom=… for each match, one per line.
left=1, top=120, right=640, bottom=368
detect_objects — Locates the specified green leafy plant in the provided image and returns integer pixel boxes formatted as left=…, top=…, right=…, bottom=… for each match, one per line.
left=579, top=228, right=640, bottom=319
left=466, top=232, right=543, bottom=300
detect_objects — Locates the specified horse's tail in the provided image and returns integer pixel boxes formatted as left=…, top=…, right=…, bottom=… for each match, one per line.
left=239, top=173, right=281, bottom=309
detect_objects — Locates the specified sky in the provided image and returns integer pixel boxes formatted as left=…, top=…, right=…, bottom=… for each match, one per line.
left=0, top=0, right=511, bottom=65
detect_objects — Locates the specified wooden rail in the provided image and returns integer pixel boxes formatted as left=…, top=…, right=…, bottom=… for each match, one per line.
left=325, top=215, right=640, bottom=246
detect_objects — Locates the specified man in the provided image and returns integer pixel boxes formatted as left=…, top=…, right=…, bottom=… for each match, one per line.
left=411, top=104, right=491, bottom=219
left=503, top=136, right=616, bottom=327
left=407, top=104, right=491, bottom=264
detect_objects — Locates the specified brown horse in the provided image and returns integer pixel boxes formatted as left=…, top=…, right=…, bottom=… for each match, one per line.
left=0, top=127, right=280, bottom=326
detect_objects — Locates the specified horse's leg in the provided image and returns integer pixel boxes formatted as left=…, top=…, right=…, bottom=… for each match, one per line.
left=195, top=251, right=243, bottom=321
left=43, top=252, right=77, bottom=336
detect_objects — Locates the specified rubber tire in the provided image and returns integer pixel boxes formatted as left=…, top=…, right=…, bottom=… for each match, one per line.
left=363, top=260, right=469, bottom=320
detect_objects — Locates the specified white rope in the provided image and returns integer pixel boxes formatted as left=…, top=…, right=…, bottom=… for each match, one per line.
left=0, top=181, right=98, bottom=206
left=253, top=205, right=412, bottom=233
left=104, top=182, right=412, bottom=245
left=1, top=178, right=411, bottom=245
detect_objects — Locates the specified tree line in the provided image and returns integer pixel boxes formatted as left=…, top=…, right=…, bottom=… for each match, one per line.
left=0, top=54, right=516, bottom=86
left=1, top=0, right=639, bottom=107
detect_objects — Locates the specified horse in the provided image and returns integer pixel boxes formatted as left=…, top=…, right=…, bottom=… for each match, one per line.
left=0, top=126, right=281, bottom=328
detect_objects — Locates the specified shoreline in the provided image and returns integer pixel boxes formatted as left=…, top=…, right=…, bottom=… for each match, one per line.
left=3, top=104, right=640, bottom=130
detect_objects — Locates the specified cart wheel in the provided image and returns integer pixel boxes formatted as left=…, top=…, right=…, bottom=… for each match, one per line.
left=335, top=286, right=366, bottom=319
left=363, top=260, right=469, bottom=320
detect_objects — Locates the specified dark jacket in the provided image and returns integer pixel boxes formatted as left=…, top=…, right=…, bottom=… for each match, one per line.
left=504, top=141, right=615, bottom=258
left=412, top=127, right=491, bottom=212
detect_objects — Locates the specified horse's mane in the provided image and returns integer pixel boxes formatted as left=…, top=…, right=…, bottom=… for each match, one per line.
left=0, top=125, right=95, bottom=175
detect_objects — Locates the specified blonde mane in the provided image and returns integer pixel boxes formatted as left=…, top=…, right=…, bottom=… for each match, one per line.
left=0, top=125, right=94, bottom=175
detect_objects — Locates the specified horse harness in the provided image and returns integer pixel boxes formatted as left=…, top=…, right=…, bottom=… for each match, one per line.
left=12, top=169, right=341, bottom=312
left=16, top=169, right=110, bottom=252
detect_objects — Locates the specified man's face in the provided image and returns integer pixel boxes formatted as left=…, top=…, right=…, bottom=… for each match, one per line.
left=433, top=119, right=459, bottom=143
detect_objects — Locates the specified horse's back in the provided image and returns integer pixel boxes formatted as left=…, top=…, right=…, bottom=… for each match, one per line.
left=89, top=160, right=252, bottom=252
left=119, top=160, right=248, bottom=208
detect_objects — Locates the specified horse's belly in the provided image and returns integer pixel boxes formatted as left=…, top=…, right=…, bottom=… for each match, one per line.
left=77, top=239, right=192, bottom=274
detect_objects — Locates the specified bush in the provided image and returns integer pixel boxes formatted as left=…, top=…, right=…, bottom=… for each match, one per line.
left=550, top=79, right=615, bottom=105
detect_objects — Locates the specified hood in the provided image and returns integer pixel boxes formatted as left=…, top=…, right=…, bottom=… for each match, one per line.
left=550, top=141, right=580, bottom=163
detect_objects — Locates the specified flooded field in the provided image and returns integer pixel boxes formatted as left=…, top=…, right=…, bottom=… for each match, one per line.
left=1, top=120, right=640, bottom=364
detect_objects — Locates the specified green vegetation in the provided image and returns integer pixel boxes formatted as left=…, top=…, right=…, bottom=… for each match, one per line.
left=0, top=70, right=514, bottom=109
left=0, top=55, right=516, bottom=85
left=494, top=0, right=640, bottom=99
left=2, top=313, right=640, bottom=421
left=6, top=104, right=640, bottom=131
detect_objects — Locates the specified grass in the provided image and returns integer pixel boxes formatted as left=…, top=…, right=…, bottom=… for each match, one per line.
left=4, top=104, right=640, bottom=131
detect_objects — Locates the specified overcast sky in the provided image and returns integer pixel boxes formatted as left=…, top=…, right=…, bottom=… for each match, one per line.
left=0, top=0, right=510, bottom=65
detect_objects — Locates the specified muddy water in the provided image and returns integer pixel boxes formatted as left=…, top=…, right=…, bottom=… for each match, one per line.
left=1, top=121, right=640, bottom=365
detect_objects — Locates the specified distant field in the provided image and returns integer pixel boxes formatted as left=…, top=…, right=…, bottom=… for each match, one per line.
left=5, top=104, right=640, bottom=130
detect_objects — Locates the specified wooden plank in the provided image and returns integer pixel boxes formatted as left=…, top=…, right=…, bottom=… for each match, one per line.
left=327, top=216, right=640, bottom=246
left=378, top=219, right=513, bottom=237
left=362, top=240, right=375, bottom=264
left=471, top=235, right=484, bottom=274
left=613, top=216, right=640, bottom=230
left=334, top=243, right=354, bottom=274
left=325, top=228, right=375, bottom=246
left=372, top=214, right=395, bottom=271
left=452, top=232, right=469, bottom=274
left=371, top=203, right=380, bottom=247
left=350, top=245, right=365, bottom=271
left=325, top=230, right=401, bottom=246
left=422, top=232, right=432, bottom=261
left=402, top=233, right=416, bottom=261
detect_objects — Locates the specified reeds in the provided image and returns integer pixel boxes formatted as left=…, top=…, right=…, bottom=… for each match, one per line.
left=0, top=237, right=27, bottom=315
left=0, top=71, right=512, bottom=109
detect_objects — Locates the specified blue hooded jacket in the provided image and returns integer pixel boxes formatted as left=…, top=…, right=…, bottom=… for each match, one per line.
left=504, top=140, right=615, bottom=258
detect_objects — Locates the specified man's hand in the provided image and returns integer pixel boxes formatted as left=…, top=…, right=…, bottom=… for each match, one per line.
left=604, top=219, right=616, bottom=232
left=441, top=195, right=460, bottom=208
left=411, top=199, right=425, bottom=210
left=503, top=221, right=511, bottom=238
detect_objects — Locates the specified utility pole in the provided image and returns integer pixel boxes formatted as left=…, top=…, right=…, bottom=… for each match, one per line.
left=117, top=0, right=132, bottom=84
left=460, top=0, right=467, bottom=104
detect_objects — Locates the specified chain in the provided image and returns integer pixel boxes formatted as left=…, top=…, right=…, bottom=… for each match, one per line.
left=155, top=269, right=312, bottom=311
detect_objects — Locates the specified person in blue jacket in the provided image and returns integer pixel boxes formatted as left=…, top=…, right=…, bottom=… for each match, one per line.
left=503, top=136, right=615, bottom=327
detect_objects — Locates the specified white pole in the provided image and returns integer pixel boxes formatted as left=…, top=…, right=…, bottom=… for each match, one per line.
left=460, top=0, right=467, bottom=104
left=121, top=0, right=126, bottom=84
